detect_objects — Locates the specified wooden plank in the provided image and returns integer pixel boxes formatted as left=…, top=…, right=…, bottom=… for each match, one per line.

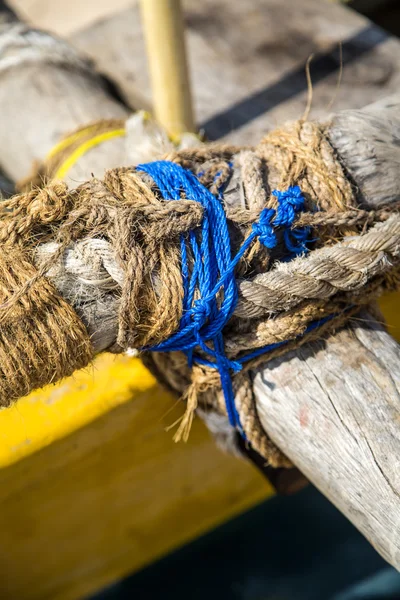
left=72, top=0, right=400, bottom=145
left=0, top=18, right=271, bottom=600
left=8, top=0, right=137, bottom=36
left=0, top=0, right=398, bottom=596
left=0, top=355, right=270, bottom=600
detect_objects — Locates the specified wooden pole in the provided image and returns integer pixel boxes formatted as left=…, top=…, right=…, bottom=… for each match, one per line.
left=0, top=20, right=129, bottom=184
left=139, top=0, right=195, bottom=137
left=0, top=20, right=400, bottom=570
left=252, top=96, right=400, bottom=570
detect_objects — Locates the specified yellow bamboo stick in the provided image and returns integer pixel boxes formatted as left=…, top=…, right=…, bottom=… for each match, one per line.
left=140, top=0, right=195, bottom=137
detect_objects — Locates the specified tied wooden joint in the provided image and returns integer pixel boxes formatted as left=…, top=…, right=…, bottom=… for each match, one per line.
left=1, top=118, right=399, bottom=467
left=0, top=248, right=92, bottom=406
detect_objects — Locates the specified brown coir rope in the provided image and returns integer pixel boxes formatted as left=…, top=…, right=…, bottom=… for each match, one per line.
left=1, top=119, right=399, bottom=467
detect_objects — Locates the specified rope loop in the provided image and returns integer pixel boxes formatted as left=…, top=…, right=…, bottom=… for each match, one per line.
left=137, top=160, right=312, bottom=433
left=251, top=209, right=275, bottom=247
left=4, top=116, right=400, bottom=466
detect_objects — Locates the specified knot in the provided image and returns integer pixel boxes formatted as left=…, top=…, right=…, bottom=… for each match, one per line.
left=250, top=186, right=311, bottom=256
left=272, top=185, right=311, bottom=256
left=5, top=115, right=400, bottom=468
left=191, top=298, right=210, bottom=331
left=273, top=185, right=304, bottom=226
left=252, top=208, right=276, bottom=248
left=137, top=161, right=311, bottom=440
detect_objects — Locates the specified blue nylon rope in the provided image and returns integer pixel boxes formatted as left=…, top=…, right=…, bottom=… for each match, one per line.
left=136, top=160, right=313, bottom=435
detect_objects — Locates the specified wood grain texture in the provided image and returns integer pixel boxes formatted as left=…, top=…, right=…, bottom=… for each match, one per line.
left=71, top=0, right=400, bottom=568
left=329, top=94, right=400, bottom=206
left=0, top=0, right=398, bottom=593
left=254, top=94, right=400, bottom=568
left=72, top=0, right=400, bottom=143
left=254, top=313, right=400, bottom=567
left=0, top=17, right=270, bottom=600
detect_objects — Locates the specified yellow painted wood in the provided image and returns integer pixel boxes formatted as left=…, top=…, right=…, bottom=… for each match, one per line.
left=0, top=290, right=395, bottom=600
left=0, top=354, right=150, bottom=468
left=379, top=291, right=400, bottom=342
left=0, top=355, right=271, bottom=600
left=0, top=1, right=398, bottom=595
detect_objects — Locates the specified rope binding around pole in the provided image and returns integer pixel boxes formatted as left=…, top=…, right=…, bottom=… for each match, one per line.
left=1, top=117, right=400, bottom=466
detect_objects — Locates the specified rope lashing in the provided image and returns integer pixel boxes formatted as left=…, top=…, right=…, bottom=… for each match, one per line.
left=3, top=117, right=400, bottom=466
left=137, top=161, right=311, bottom=433
left=53, top=128, right=126, bottom=180
left=20, top=111, right=203, bottom=189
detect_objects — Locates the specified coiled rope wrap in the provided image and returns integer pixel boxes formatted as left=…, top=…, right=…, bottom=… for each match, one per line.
left=136, top=161, right=311, bottom=438
left=1, top=119, right=400, bottom=466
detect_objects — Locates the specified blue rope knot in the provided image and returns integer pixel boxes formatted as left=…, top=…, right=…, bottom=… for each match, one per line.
left=136, top=160, right=312, bottom=436
left=251, top=208, right=276, bottom=247
left=273, top=187, right=311, bottom=256
left=192, top=298, right=210, bottom=330
left=273, top=186, right=304, bottom=225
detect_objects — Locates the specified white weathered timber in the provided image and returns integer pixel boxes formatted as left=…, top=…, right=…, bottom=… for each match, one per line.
left=254, top=312, right=400, bottom=567
left=329, top=94, right=400, bottom=206
left=254, top=94, right=400, bottom=569
left=0, top=19, right=129, bottom=185
left=0, top=3, right=399, bottom=569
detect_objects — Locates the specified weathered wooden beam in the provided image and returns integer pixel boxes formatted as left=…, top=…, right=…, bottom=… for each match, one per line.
left=0, top=16, right=272, bottom=600
left=0, top=18, right=129, bottom=184
left=254, top=96, right=400, bottom=571
left=0, top=5, right=399, bottom=572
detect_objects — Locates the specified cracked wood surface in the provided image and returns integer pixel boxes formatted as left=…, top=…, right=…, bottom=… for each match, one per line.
left=0, top=0, right=399, bottom=573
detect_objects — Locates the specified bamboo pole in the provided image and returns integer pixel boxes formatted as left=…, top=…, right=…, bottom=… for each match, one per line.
left=139, top=0, right=195, bottom=137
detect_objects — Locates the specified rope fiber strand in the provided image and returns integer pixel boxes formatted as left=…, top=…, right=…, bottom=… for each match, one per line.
left=1, top=118, right=400, bottom=466
left=137, top=161, right=311, bottom=439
